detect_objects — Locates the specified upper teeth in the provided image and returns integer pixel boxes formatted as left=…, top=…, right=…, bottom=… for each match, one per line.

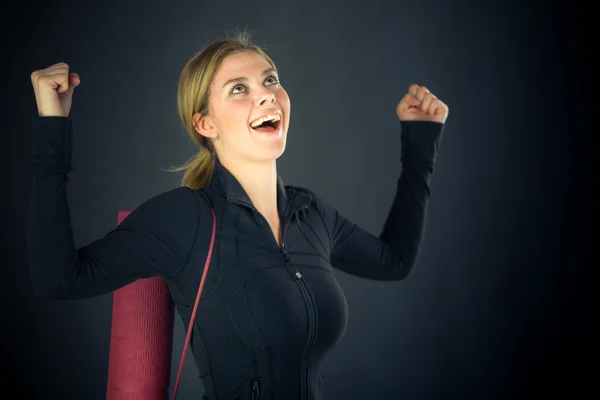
left=250, top=113, right=281, bottom=128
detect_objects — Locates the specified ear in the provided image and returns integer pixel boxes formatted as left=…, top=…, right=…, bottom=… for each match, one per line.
left=193, top=112, right=218, bottom=139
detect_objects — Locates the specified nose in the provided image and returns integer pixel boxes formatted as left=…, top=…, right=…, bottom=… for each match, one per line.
left=258, top=89, right=276, bottom=106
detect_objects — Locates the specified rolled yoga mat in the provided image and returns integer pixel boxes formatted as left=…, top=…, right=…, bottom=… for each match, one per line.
left=106, top=210, right=175, bottom=400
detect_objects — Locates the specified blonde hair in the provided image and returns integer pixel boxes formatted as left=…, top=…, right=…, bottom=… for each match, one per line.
left=168, top=30, right=285, bottom=192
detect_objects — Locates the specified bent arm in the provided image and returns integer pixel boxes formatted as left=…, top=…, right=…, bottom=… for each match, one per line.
left=27, top=116, right=203, bottom=300
left=315, top=121, right=445, bottom=280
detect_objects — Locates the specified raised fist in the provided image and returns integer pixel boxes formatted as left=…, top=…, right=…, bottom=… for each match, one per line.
left=30, top=62, right=80, bottom=117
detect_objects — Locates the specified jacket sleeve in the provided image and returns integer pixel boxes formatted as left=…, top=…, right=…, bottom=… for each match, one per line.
left=27, top=116, right=203, bottom=301
left=313, top=121, right=445, bottom=281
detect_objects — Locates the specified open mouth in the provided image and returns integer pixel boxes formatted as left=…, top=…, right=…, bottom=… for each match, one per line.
left=250, top=118, right=281, bottom=134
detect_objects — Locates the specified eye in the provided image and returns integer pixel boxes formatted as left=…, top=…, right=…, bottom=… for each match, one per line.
left=265, top=75, right=280, bottom=86
left=230, top=75, right=280, bottom=95
left=231, top=84, right=246, bottom=94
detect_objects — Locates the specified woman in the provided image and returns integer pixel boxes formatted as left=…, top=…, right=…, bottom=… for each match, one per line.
left=28, top=32, right=448, bottom=399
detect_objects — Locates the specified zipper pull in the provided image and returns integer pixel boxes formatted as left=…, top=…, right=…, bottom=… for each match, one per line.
left=252, top=380, right=260, bottom=399
left=280, top=248, right=301, bottom=279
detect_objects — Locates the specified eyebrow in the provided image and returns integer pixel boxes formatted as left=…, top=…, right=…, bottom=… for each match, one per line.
left=222, top=68, right=278, bottom=89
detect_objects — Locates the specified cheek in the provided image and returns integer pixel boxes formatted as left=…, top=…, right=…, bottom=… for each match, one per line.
left=277, top=89, right=290, bottom=107
left=220, top=105, right=250, bottom=129
left=276, top=90, right=291, bottom=118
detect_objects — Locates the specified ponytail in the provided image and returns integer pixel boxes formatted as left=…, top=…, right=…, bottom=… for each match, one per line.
left=166, top=148, right=215, bottom=190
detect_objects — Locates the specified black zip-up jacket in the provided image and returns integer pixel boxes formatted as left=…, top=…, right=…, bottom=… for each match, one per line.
left=28, top=116, right=444, bottom=400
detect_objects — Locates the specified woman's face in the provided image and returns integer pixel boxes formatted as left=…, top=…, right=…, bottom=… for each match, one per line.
left=195, top=50, right=291, bottom=164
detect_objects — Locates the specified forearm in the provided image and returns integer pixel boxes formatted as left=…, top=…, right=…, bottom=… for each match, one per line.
left=380, top=121, right=444, bottom=270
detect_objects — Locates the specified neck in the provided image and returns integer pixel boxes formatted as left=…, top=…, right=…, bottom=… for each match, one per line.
left=218, top=156, right=279, bottom=218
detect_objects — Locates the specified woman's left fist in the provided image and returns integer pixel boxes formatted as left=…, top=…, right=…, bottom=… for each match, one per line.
left=396, top=84, right=449, bottom=124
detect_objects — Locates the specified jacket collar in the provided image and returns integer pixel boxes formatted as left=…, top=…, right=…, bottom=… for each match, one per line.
left=207, top=157, right=311, bottom=218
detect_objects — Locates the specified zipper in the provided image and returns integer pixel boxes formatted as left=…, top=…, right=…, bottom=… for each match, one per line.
left=251, top=379, right=260, bottom=399
left=281, top=246, right=317, bottom=400
left=229, top=197, right=316, bottom=399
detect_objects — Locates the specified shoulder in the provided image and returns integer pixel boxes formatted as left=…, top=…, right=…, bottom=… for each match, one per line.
left=120, top=186, right=211, bottom=231
left=285, top=184, right=313, bottom=197
left=136, top=186, right=210, bottom=213
left=284, top=185, right=357, bottom=242
left=285, top=184, right=316, bottom=203
left=284, top=185, right=333, bottom=214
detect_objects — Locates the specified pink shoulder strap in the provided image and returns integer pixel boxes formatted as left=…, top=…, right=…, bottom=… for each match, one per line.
left=171, top=207, right=217, bottom=400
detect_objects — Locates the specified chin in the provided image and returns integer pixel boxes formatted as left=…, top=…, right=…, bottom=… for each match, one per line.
left=265, top=140, right=287, bottom=161
left=249, top=124, right=287, bottom=156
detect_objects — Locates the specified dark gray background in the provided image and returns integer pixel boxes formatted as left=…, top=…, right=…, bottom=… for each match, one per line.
left=3, top=0, right=593, bottom=399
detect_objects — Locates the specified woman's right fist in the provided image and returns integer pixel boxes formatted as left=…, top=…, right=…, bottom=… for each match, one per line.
left=30, top=62, right=81, bottom=117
